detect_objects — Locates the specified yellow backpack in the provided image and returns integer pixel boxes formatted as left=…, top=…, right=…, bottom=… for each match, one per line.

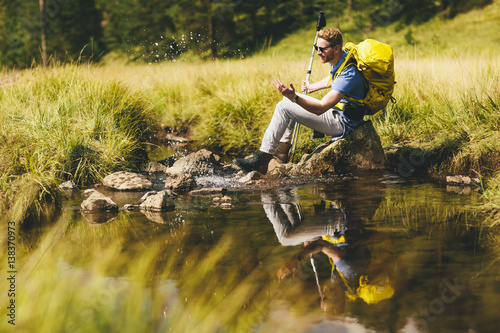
left=335, top=39, right=396, bottom=115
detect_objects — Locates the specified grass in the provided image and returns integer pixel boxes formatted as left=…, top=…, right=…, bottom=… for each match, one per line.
left=1, top=1, right=500, bottom=227
left=480, top=174, right=500, bottom=228
left=0, top=65, right=155, bottom=225
left=373, top=54, right=500, bottom=174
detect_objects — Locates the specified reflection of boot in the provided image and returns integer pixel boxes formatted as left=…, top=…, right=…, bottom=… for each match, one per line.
left=234, top=151, right=273, bottom=174
left=274, top=142, right=292, bottom=164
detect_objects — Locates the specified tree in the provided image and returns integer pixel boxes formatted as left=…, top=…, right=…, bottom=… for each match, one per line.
left=0, top=0, right=104, bottom=67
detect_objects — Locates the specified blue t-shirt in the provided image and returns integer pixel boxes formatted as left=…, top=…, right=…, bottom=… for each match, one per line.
left=330, top=50, right=366, bottom=104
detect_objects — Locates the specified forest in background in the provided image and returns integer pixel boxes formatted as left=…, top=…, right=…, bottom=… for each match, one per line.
left=0, top=0, right=493, bottom=68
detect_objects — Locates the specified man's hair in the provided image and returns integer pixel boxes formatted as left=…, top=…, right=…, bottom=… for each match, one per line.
left=318, top=28, right=343, bottom=47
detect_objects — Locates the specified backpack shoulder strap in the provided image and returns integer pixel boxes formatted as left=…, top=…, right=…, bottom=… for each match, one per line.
left=327, top=48, right=356, bottom=87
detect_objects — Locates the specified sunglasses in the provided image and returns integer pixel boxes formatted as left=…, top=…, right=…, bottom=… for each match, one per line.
left=314, top=44, right=333, bottom=53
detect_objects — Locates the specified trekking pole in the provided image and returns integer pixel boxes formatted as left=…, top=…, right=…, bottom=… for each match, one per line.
left=290, top=11, right=326, bottom=162
left=310, top=254, right=324, bottom=300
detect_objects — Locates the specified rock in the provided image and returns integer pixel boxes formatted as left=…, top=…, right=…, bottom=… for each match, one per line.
left=222, top=163, right=241, bottom=175
left=81, top=191, right=119, bottom=212
left=189, top=187, right=227, bottom=196
left=139, top=191, right=158, bottom=203
left=83, top=189, right=97, bottom=196
left=103, top=171, right=153, bottom=191
left=141, top=162, right=169, bottom=173
left=59, top=180, right=77, bottom=190
left=245, top=180, right=265, bottom=186
left=166, top=149, right=222, bottom=176
left=123, top=204, right=140, bottom=211
left=213, top=195, right=233, bottom=204
left=290, top=120, right=385, bottom=176
left=267, top=159, right=293, bottom=176
left=220, top=203, right=232, bottom=209
left=238, top=171, right=262, bottom=183
left=164, top=173, right=197, bottom=193
left=446, top=175, right=480, bottom=186
left=139, top=190, right=177, bottom=212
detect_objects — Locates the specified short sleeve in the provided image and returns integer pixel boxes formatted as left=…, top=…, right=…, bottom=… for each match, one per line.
left=331, top=65, right=365, bottom=100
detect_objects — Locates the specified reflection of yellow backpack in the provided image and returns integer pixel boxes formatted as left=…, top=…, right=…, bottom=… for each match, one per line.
left=335, top=39, right=396, bottom=115
left=322, top=233, right=395, bottom=304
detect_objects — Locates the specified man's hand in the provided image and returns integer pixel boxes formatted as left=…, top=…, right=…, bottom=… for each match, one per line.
left=301, top=76, right=330, bottom=94
left=277, top=257, right=300, bottom=279
left=274, top=79, right=296, bottom=101
left=302, top=80, right=312, bottom=94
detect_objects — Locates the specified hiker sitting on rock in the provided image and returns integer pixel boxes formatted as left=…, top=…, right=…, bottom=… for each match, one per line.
left=234, top=27, right=367, bottom=174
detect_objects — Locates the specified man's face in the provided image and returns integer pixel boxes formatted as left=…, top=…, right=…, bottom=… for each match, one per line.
left=316, top=38, right=341, bottom=64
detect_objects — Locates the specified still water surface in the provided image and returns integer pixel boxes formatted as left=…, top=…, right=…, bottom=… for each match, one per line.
left=6, top=171, right=500, bottom=332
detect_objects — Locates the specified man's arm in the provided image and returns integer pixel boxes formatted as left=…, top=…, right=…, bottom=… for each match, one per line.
left=297, top=89, right=344, bottom=115
left=277, top=239, right=346, bottom=279
left=274, top=79, right=344, bottom=115
left=277, top=240, right=325, bottom=279
left=302, top=75, right=331, bottom=94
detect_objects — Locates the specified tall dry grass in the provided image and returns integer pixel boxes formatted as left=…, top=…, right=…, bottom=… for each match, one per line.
left=0, top=65, right=155, bottom=225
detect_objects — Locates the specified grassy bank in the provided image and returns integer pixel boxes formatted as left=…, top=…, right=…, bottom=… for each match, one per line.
left=1, top=1, right=500, bottom=227
left=0, top=65, right=155, bottom=225
left=1, top=54, right=499, bottom=227
left=375, top=54, right=500, bottom=176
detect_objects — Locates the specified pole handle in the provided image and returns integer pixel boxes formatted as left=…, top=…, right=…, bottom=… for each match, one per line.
left=316, top=11, right=326, bottom=31
left=290, top=11, right=327, bottom=162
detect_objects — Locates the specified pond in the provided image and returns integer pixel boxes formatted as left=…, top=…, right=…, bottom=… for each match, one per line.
left=3, top=170, right=499, bottom=332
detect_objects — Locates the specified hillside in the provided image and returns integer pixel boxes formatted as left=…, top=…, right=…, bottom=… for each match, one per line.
left=265, top=0, right=500, bottom=59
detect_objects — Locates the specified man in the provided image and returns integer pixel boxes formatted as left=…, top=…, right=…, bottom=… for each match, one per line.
left=234, top=28, right=367, bottom=174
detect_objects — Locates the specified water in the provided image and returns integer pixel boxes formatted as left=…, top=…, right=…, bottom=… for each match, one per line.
left=3, top=172, right=499, bottom=332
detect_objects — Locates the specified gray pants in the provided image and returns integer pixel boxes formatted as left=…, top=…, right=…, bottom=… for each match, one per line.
left=263, top=203, right=347, bottom=246
left=260, top=94, right=344, bottom=154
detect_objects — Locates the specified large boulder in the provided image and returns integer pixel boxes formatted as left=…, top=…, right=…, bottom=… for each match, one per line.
left=164, top=173, right=197, bottom=193
left=81, top=191, right=119, bottom=212
left=166, top=149, right=222, bottom=176
left=103, top=171, right=153, bottom=191
left=289, top=120, right=385, bottom=176
left=139, top=190, right=177, bottom=212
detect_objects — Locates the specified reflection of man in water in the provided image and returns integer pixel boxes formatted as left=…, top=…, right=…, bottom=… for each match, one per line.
left=278, top=229, right=395, bottom=311
left=263, top=198, right=347, bottom=246
left=262, top=192, right=396, bottom=314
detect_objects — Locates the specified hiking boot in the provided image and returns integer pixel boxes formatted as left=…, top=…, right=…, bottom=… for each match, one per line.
left=234, top=151, right=273, bottom=174
left=274, top=142, right=292, bottom=164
